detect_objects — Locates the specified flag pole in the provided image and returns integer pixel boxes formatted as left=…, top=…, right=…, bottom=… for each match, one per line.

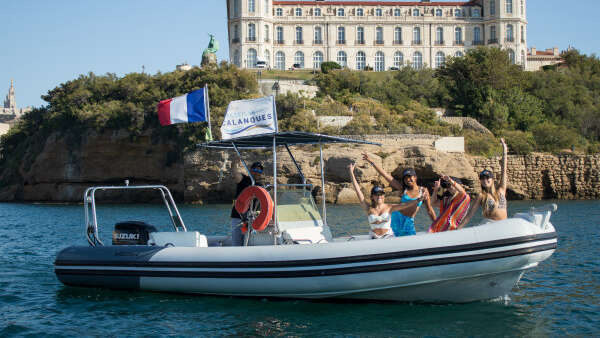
left=204, top=84, right=213, bottom=141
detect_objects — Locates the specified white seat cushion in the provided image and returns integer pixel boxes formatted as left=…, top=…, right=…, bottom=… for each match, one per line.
left=148, top=231, right=208, bottom=247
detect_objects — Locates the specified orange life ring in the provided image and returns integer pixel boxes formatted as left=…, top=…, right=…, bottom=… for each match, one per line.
left=234, top=186, right=274, bottom=232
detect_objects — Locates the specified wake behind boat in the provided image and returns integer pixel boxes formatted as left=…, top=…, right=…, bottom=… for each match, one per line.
left=54, top=131, right=557, bottom=303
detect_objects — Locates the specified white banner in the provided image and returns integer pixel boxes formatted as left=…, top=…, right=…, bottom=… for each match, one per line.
left=221, top=96, right=278, bottom=140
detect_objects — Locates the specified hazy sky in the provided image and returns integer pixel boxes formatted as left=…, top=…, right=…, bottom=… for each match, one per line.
left=1, top=0, right=598, bottom=108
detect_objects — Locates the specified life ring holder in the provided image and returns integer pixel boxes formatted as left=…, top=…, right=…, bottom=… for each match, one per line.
left=235, top=186, right=274, bottom=233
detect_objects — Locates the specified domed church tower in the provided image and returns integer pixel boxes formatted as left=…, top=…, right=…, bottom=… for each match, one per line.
left=481, top=0, right=528, bottom=67
left=227, top=0, right=274, bottom=69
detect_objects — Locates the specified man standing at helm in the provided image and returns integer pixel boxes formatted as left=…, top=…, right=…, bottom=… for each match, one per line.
left=230, top=161, right=264, bottom=246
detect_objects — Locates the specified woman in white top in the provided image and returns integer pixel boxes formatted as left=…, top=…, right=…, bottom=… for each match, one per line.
left=349, top=163, right=424, bottom=239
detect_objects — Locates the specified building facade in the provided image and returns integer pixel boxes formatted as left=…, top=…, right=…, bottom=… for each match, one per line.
left=1, top=80, right=31, bottom=123
left=526, top=47, right=562, bottom=71
left=227, top=0, right=528, bottom=71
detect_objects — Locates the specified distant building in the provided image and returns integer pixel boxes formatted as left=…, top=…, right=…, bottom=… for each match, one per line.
left=227, top=0, right=529, bottom=70
left=526, top=47, right=562, bottom=71
left=1, top=80, right=31, bottom=135
left=176, top=62, right=193, bottom=71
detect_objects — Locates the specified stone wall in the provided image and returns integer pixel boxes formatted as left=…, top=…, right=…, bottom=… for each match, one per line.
left=258, top=79, right=318, bottom=98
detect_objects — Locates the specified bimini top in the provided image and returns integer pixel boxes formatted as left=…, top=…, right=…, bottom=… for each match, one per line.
left=199, top=131, right=381, bottom=149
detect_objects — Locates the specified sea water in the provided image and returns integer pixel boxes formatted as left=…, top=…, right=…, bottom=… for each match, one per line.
left=0, top=200, right=598, bottom=336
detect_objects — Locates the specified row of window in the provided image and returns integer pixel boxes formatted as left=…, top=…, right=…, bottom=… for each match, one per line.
left=234, top=24, right=524, bottom=46
left=489, top=0, right=525, bottom=15
left=275, top=7, right=481, bottom=18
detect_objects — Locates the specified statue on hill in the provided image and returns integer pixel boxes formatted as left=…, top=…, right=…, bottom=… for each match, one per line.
left=201, top=34, right=219, bottom=66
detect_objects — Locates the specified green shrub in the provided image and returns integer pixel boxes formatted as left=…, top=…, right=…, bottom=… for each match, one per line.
left=464, top=131, right=501, bottom=157
left=321, top=62, right=342, bottom=74
left=532, top=122, right=579, bottom=153
left=502, top=130, right=535, bottom=155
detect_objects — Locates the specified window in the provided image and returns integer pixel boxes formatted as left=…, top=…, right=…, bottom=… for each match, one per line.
left=375, top=51, right=385, bottom=71
left=276, top=8, right=283, bottom=16
left=508, top=49, right=515, bottom=64
left=357, top=27, right=365, bottom=44
left=294, top=51, right=305, bottom=68
left=490, top=0, right=496, bottom=15
left=276, top=26, right=283, bottom=43
left=490, top=25, right=497, bottom=40
left=248, top=23, right=256, bottom=41
left=455, top=9, right=461, bottom=17
left=233, top=24, right=240, bottom=40
left=337, top=8, right=345, bottom=16
left=506, top=24, right=514, bottom=42
left=394, top=27, right=402, bottom=44
left=413, top=27, right=421, bottom=44
left=436, top=27, right=444, bottom=44
left=521, top=50, right=526, bottom=65
left=474, top=27, right=481, bottom=43
left=413, top=9, right=420, bottom=17
left=435, top=9, right=443, bottom=17
left=521, top=0, right=524, bottom=15
left=455, top=27, right=462, bottom=44
left=472, top=8, right=480, bottom=17
left=375, top=8, right=383, bottom=17
left=296, top=27, right=303, bottom=44
left=394, top=9, right=401, bottom=17
left=455, top=51, right=464, bottom=57
left=295, top=8, right=302, bottom=16
left=233, top=49, right=240, bottom=66
left=337, top=51, right=347, bottom=67
left=356, top=51, right=366, bottom=70
left=314, top=26, right=322, bottom=44
left=314, top=8, right=321, bottom=16
left=376, top=27, right=384, bottom=44
left=394, top=51, right=404, bottom=68
left=249, top=0, right=255, bottom=13
left=506, top=0, right=513, bottom=14
left=412, top=52, right=423, bottom=70
left=247, top=48, right=257, bottom=68
left=264, top=50, right=270, bottom=68
left=275, top=51, right=285, bottom=70
left=337, top=27, right=346, bottom=44
left=233, top=0, right=240, bottom=17
left=264, top=0, right=269, bottom=15
left=357, top=8, right=364, bottom=17
left=521, top=25, right=525, bottom=42
left=313, top=51, right=323, bottom=69
left=435, top=51, right=446, bottom=68
left=264, top=25, right=269, bottom=42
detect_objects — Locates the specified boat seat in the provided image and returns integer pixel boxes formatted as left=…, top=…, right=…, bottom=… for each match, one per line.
left=148, top=231, right=208, bottom=247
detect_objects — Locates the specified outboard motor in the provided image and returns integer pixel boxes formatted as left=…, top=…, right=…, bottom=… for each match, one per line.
left=112, top=221, right=157, bottom=245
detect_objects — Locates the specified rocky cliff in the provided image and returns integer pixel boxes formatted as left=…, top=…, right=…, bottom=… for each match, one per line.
left=1, top=131, right=598, bottom=203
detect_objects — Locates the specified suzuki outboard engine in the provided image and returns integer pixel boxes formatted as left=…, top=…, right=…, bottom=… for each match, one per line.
left=112, top=221, right=157, bottom=245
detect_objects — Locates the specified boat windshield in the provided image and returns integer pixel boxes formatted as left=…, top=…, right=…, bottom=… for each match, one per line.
left=273, top=187, right=323, bottom=230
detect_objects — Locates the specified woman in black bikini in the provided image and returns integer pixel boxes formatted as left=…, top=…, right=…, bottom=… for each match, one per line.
left=462, top=138, right=509, bottom=226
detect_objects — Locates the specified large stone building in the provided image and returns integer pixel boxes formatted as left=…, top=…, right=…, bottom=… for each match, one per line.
left=227, top=0, right=528, bottom=71
left=1, top=80, right=31, bottom=136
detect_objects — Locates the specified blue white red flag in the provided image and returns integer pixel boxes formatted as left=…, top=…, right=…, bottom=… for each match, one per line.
left=157, top=88, right=209, bottom=126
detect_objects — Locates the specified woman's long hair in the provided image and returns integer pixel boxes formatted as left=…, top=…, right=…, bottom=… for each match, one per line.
left=480, top=179, right=500, bottom=217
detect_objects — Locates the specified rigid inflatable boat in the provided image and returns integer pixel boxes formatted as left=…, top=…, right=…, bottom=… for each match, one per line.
left=54, top=132, right=557, bottom=303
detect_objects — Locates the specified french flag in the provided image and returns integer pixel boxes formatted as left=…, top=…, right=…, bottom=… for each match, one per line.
left=157, top=88, right=209, bottom=126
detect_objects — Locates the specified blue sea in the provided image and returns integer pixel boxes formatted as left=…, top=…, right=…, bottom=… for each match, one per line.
left=0, top=200, right=598, bottom=337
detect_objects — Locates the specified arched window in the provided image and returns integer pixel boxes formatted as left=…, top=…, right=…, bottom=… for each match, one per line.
left=376, top=27, right=384, bottom=44
left=264, top=25, right=269, bottom=42
left=394, top=51, right=404, bottom=68
left=249, top=0, right=255, bottom=13
left=357, top=8, right=364, bottom=16
left=455, top=27, right=462, bottom=44
left=248, top=23, right=256, bottom=41
left=233, top=49, right=241, bottom=66
left=412, top=52, right=423, bottom=70
left=413, top=27, right=421, bottom=44
left=275, top=51, right=285, bottom=70
left=435, top=51, right=446, bottom=68
left=413, top=9, right=420, bottom=17
left=435, top=9, right=443, bottom=17
left=375, top=8, right=383, bottom=17
left=295, top=8, right=302, bottom=16
left=276, top=8, right=283, bottom=16
left=455, top=51, right=464, bottom=57
left=375, top=51, right=385, bottom=71
left=394, top=9, right=401, bottom=17
left=233, top=0, right=241, bottom=17
left=313, top=51, right=324, bottom=69
left=474, top=27, right=481, bottom=43
left=506, top=24, right=514, bottom=42
left=357, top=27, right=365, bottom=44
left=508, top=49, right=515, bottom=64
left=490, top=0, right=496, bottom=15
left=314, top=8, right=321, bottom=16
left=394, top=27, right=402, bottom=44
left=294, top=51, right=305, bottom=68
left=314, top=26, right=323, bottom=44
left=264, top=0, right=269, bottom=15
left=337, top=8, right=345, bottom=16
left=295, top=27, right=303, bottom=44
left=436, top=27, right=444, bottom=44
left=337, top=27, right=346, bottom=44
left=276, top=26, right=283, bottom=43
left=337, top=51, right=347, bottom=67
left=247, top=48, right=257, bottom=68
left=506, top=0, right=513, bottom=14
left=356, top=51, right=366, bottom=70
left=264, top=50, right=270, bottom=68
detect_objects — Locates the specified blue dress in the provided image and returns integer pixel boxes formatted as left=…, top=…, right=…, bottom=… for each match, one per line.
left=391, top=191, right=423, bottom=236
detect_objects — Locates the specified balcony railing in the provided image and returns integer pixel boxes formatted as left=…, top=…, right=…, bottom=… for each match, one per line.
left=355, top=39, right=365, bottom=45
left=374, top=40, right=384, bottom=45
left=473, top=40, right=484, bottom=45
left=454, top=41, right=464, bottom=46
left=488, top=38, right=499, bottom=44
left=505, top=37, right=515, bottom=43
left=393, top=40, right=403, bottom=45
left=434, top=40, right=444, bottom=45
left=337, top=39, right=346, bottom=45
left=246, top=37, right=257, bottom=42
left=275, top=40, right=285, bottom=45
left=264, top=38, right=270, bottom=43
left=313, top=39, right=323, bottom=45
left=295, top=40, right=304, bottom=45
left=412, top=39, right=422, bottom=45
left=232, top=38, right=240, bottom=43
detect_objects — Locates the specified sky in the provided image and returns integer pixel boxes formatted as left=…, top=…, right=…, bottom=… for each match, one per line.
left=0, top=0, right=598, bottom=108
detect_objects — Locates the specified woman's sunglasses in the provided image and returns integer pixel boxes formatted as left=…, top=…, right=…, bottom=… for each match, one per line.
left=251, top=168, right=263, bottom=174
